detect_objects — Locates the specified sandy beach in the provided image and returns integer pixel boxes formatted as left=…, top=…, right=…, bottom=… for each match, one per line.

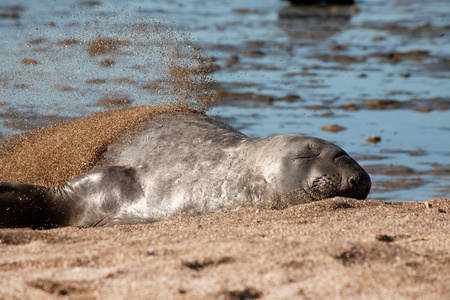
left=1, top=197, right=448, bottom=299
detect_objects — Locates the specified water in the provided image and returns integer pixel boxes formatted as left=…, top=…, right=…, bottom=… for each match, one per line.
left=0, top=0, right=449, bottom=201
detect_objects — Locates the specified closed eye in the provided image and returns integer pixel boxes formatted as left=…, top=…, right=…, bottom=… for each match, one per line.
left=293, top=143, right=321, bottom=160
left=294, top=153, right=320, bottom=160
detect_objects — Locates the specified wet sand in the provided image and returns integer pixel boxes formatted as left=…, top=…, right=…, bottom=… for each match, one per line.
left=1, top=197, right=449, bottom=299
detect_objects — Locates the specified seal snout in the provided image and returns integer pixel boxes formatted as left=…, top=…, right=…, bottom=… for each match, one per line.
left=335, top=155, right=371, bottom=200
left=341, top=171, right=371, bottom=199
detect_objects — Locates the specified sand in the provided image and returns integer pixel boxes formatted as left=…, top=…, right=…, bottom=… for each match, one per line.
left=0, top=197, right=449, bottom=299
left=0, top=105, right=195, bottom=186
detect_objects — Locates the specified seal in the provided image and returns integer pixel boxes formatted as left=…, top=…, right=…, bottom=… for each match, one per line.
left=0, top=109, right=371, bottom=228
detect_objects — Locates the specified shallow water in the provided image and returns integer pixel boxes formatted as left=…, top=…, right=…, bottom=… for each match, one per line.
left=0, top=0, right=449, bottom=201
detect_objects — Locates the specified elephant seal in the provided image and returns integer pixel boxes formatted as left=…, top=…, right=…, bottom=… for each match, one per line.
left=0, top=107, right=370, bottom=228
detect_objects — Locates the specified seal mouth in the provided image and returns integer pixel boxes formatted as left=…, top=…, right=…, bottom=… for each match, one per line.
left=303, top=170, right=371, bottom=200
left=303, top=173, right=341, bottom=200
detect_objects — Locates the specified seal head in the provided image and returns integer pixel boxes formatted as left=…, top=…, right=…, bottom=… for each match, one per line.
left=277, top=135, right=370, bottom=200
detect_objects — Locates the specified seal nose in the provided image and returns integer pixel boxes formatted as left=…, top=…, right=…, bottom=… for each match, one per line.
left=342, top=172, right=371, bottom=199
left=335, top=156, right=371, bottom=199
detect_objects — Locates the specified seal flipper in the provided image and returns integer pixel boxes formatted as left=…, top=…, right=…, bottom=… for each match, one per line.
left=0, top=182, right=75, bottom=229
left=1, top=166, right=151, bottom=228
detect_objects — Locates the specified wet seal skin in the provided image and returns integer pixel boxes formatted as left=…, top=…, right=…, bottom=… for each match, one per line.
left=0, top=107, right=370, bottom=228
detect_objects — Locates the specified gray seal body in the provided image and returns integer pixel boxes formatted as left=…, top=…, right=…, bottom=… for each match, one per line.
left=0, top=113, right=370, bottom=228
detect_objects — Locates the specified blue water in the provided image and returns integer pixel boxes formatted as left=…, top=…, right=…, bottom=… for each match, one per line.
left=0, top=0, right=449, bottom=201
